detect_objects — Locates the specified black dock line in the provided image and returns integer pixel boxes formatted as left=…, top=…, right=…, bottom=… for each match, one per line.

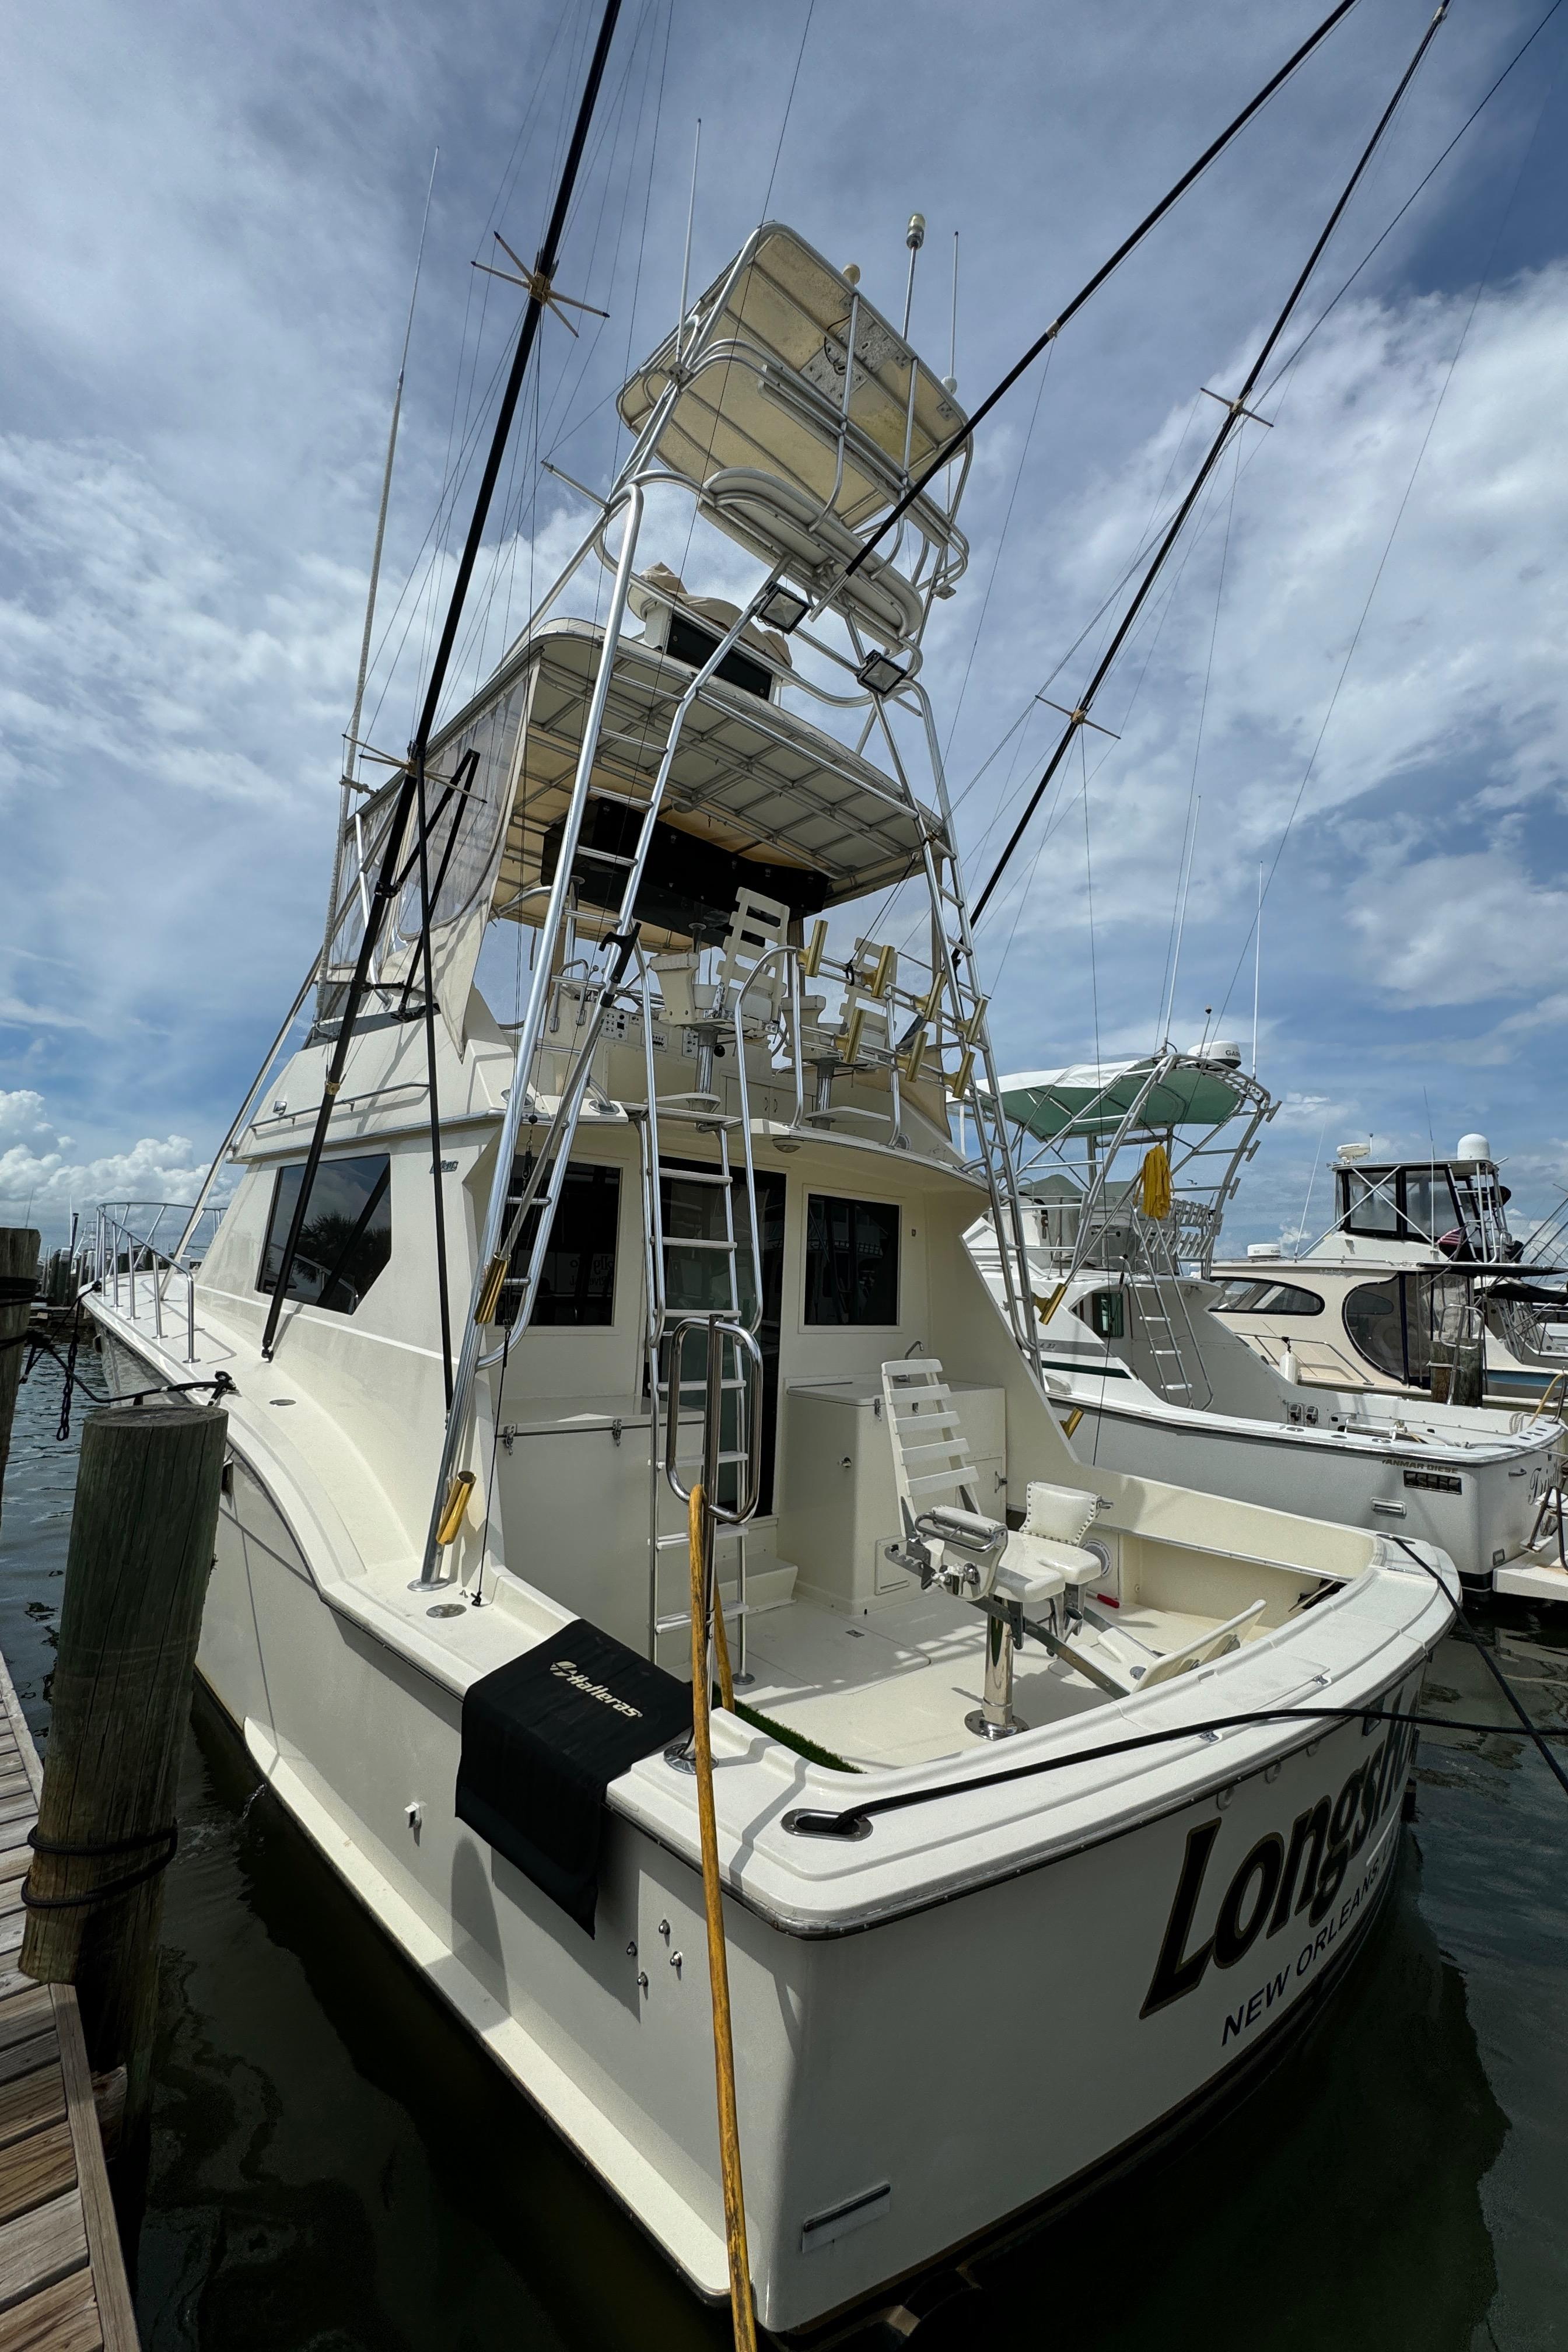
left=782, top=1699, right=1567, bottom=1842
left=1392, top=1536, right=1568, bottom=1804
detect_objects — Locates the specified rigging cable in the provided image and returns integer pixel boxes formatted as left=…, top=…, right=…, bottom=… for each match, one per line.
left=968, top=1, right=1453, bottom=932
left=900, top=1, right=1565, bottom=971
left=1259, top=0, right=1568, bottom=404
left=1154, top=438, right=1241, bottom=1045
left=835, top=0, right=1367, bottom=596
left=1208, top=18, right=1562, bottom=1037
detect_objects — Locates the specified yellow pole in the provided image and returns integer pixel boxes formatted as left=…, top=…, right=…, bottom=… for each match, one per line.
left=687, top=1482, right=757, bottom=2351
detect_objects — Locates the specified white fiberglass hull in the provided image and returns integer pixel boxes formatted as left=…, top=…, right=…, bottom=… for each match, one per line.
left=99, top=1319, right=1446, bottom=2334
left=1058, top=1391, right=1560, bottom=1601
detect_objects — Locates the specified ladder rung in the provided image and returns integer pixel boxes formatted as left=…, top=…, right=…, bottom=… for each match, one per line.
left=659, top=1167, right=732, bottom=1186
left=906, top=1466, right=978, bottom=1496
left=662, top=1237, right=738, bottom=1252
left=653, top=1601, right=761, bottom=1636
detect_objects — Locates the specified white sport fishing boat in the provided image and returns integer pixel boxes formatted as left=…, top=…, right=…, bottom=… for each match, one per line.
left=80, top=71, right=1458, bottom=2339
left=1214, top=1133, right=1568, bottom=1417
left=968, top=1051, right=1567, bottom=1608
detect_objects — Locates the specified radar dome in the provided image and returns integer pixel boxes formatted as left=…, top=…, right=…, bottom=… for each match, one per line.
left=1455, top=1132, right=1492, bottom=1165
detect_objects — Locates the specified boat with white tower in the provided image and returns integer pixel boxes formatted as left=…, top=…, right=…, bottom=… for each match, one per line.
left=968, top=1052, right=1566, bottom=1606
left=76, top=6, right=1469, bottom=2328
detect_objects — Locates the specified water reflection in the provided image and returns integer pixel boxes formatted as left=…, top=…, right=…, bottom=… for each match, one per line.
left=914, top=1846, right=1506, bottom=2352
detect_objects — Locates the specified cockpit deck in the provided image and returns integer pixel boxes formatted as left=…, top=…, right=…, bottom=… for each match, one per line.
left=730, top=1578, right=1281, bottom=1770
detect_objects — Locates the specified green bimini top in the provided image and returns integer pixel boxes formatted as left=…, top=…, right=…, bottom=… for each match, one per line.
left=995, top=1056, right=1246, bottom=1143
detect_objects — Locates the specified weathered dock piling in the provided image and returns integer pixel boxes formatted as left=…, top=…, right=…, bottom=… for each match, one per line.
left=20, top=1403, right=227, bottom=2147
left=0, top=1230, right=41, bottom=1523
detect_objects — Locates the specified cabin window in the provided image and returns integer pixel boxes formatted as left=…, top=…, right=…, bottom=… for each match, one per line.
left=1080, top=1289, right=1125, bottom=1340
left=804, top=1195, right=900, bottom=1326
left=498, top=1158, right=620, bottom=1328
left=258, top=1154, right=391, bottom=1314
left=1343, top=1279, right=1406, bottom=1381
left=1213, top=1279, right=1324, bottom=1317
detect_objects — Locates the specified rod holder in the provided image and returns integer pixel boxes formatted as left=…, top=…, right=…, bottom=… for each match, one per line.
left=436, top=1469, right=477, bottom=1547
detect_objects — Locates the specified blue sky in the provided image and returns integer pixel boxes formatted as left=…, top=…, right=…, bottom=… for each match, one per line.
left=3, top=0, right=1567, bottom=1245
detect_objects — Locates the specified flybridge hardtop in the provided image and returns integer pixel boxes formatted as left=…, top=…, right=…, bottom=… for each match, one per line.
left=998, top=1051, right=1258, bottom=1146
left=83, top=179, right=1457, bottom=2338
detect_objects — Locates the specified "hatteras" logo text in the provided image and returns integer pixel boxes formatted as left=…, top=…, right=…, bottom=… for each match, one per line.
left=548, top=1659, right=644, bottom=1720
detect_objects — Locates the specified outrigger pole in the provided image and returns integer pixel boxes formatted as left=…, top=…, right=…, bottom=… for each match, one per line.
left=320, top=149, right=439, bottom=1011
left=971, top=0, right=1451, bottom=927
left=262, top=0, right=624, bottom=1362
left=835, top=0, right=1367, bottom=594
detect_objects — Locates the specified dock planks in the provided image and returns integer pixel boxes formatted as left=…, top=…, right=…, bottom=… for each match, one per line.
left=0, top=1655, right=138, bottom=2352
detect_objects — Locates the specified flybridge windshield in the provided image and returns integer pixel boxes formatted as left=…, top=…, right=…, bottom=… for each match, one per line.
left=1335, top=1164, right=1513, bottom=1256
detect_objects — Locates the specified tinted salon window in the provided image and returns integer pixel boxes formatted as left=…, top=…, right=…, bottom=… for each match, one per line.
left=499, top=1157, right=620, bottom=1328
left=259, top=1154, right=391, bottom=1314
left=804, top=1194, right=900, bottom=1326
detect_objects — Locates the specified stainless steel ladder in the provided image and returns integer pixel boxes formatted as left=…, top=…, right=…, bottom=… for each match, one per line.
left=637, top=976, right=766, bottom=1670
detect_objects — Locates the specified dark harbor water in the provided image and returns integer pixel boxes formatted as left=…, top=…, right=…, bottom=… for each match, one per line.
left=2, top=1367, right=1565, bottom=2351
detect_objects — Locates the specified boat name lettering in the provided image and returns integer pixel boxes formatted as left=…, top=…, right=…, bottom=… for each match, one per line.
left=1139, top=1705, right=1418, bottom=2021
left=548, top=1660, right=643, bottom=1718
left=1221, top=1843, right=1390, bottom=2047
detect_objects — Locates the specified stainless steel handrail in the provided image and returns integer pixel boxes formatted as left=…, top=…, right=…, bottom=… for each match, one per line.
left=663, top=1316, right=764, bottom=1525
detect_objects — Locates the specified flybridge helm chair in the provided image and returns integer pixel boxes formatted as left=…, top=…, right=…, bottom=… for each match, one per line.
left=881, top=1359, right=1111, bottom=1737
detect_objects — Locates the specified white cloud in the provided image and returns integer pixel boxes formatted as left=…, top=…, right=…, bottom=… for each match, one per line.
left=967, top=263, right=1568, bottom=955
left=1346, top=847, right=1568, bottom=1006
left=0, top=1088, right=211, bottom=1233
left=0, top=435, right=362, bottom=811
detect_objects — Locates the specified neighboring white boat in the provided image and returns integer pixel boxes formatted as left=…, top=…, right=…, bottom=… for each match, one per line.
left=968, top=1052, right=1568, bottom=1607
left=1213, top=1133, right=1568, bottom=1423
left=83, top=225, right=1455, bottom=2334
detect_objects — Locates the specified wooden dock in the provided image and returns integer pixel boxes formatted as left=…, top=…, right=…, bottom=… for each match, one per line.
left=0, top=1656, right=138, bottom=2352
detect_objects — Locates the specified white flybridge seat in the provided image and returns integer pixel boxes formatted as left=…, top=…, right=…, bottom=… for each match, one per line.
left=881, top=1359, right=1122, bottom=1733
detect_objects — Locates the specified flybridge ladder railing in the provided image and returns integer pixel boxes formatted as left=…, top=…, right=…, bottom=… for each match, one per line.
left=636, top=971, right=766, bottom=1670
left=900, top=688, right=1042, bottom=1382
left=416, top=506, right=794, bottom=1584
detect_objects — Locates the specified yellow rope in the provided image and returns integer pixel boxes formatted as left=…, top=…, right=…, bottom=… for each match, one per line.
left=688, top=1483, right=757, bottom=2351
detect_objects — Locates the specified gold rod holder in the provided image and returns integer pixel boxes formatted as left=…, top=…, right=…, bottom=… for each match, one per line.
left=436, top=1469, right=477, bottom=1546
